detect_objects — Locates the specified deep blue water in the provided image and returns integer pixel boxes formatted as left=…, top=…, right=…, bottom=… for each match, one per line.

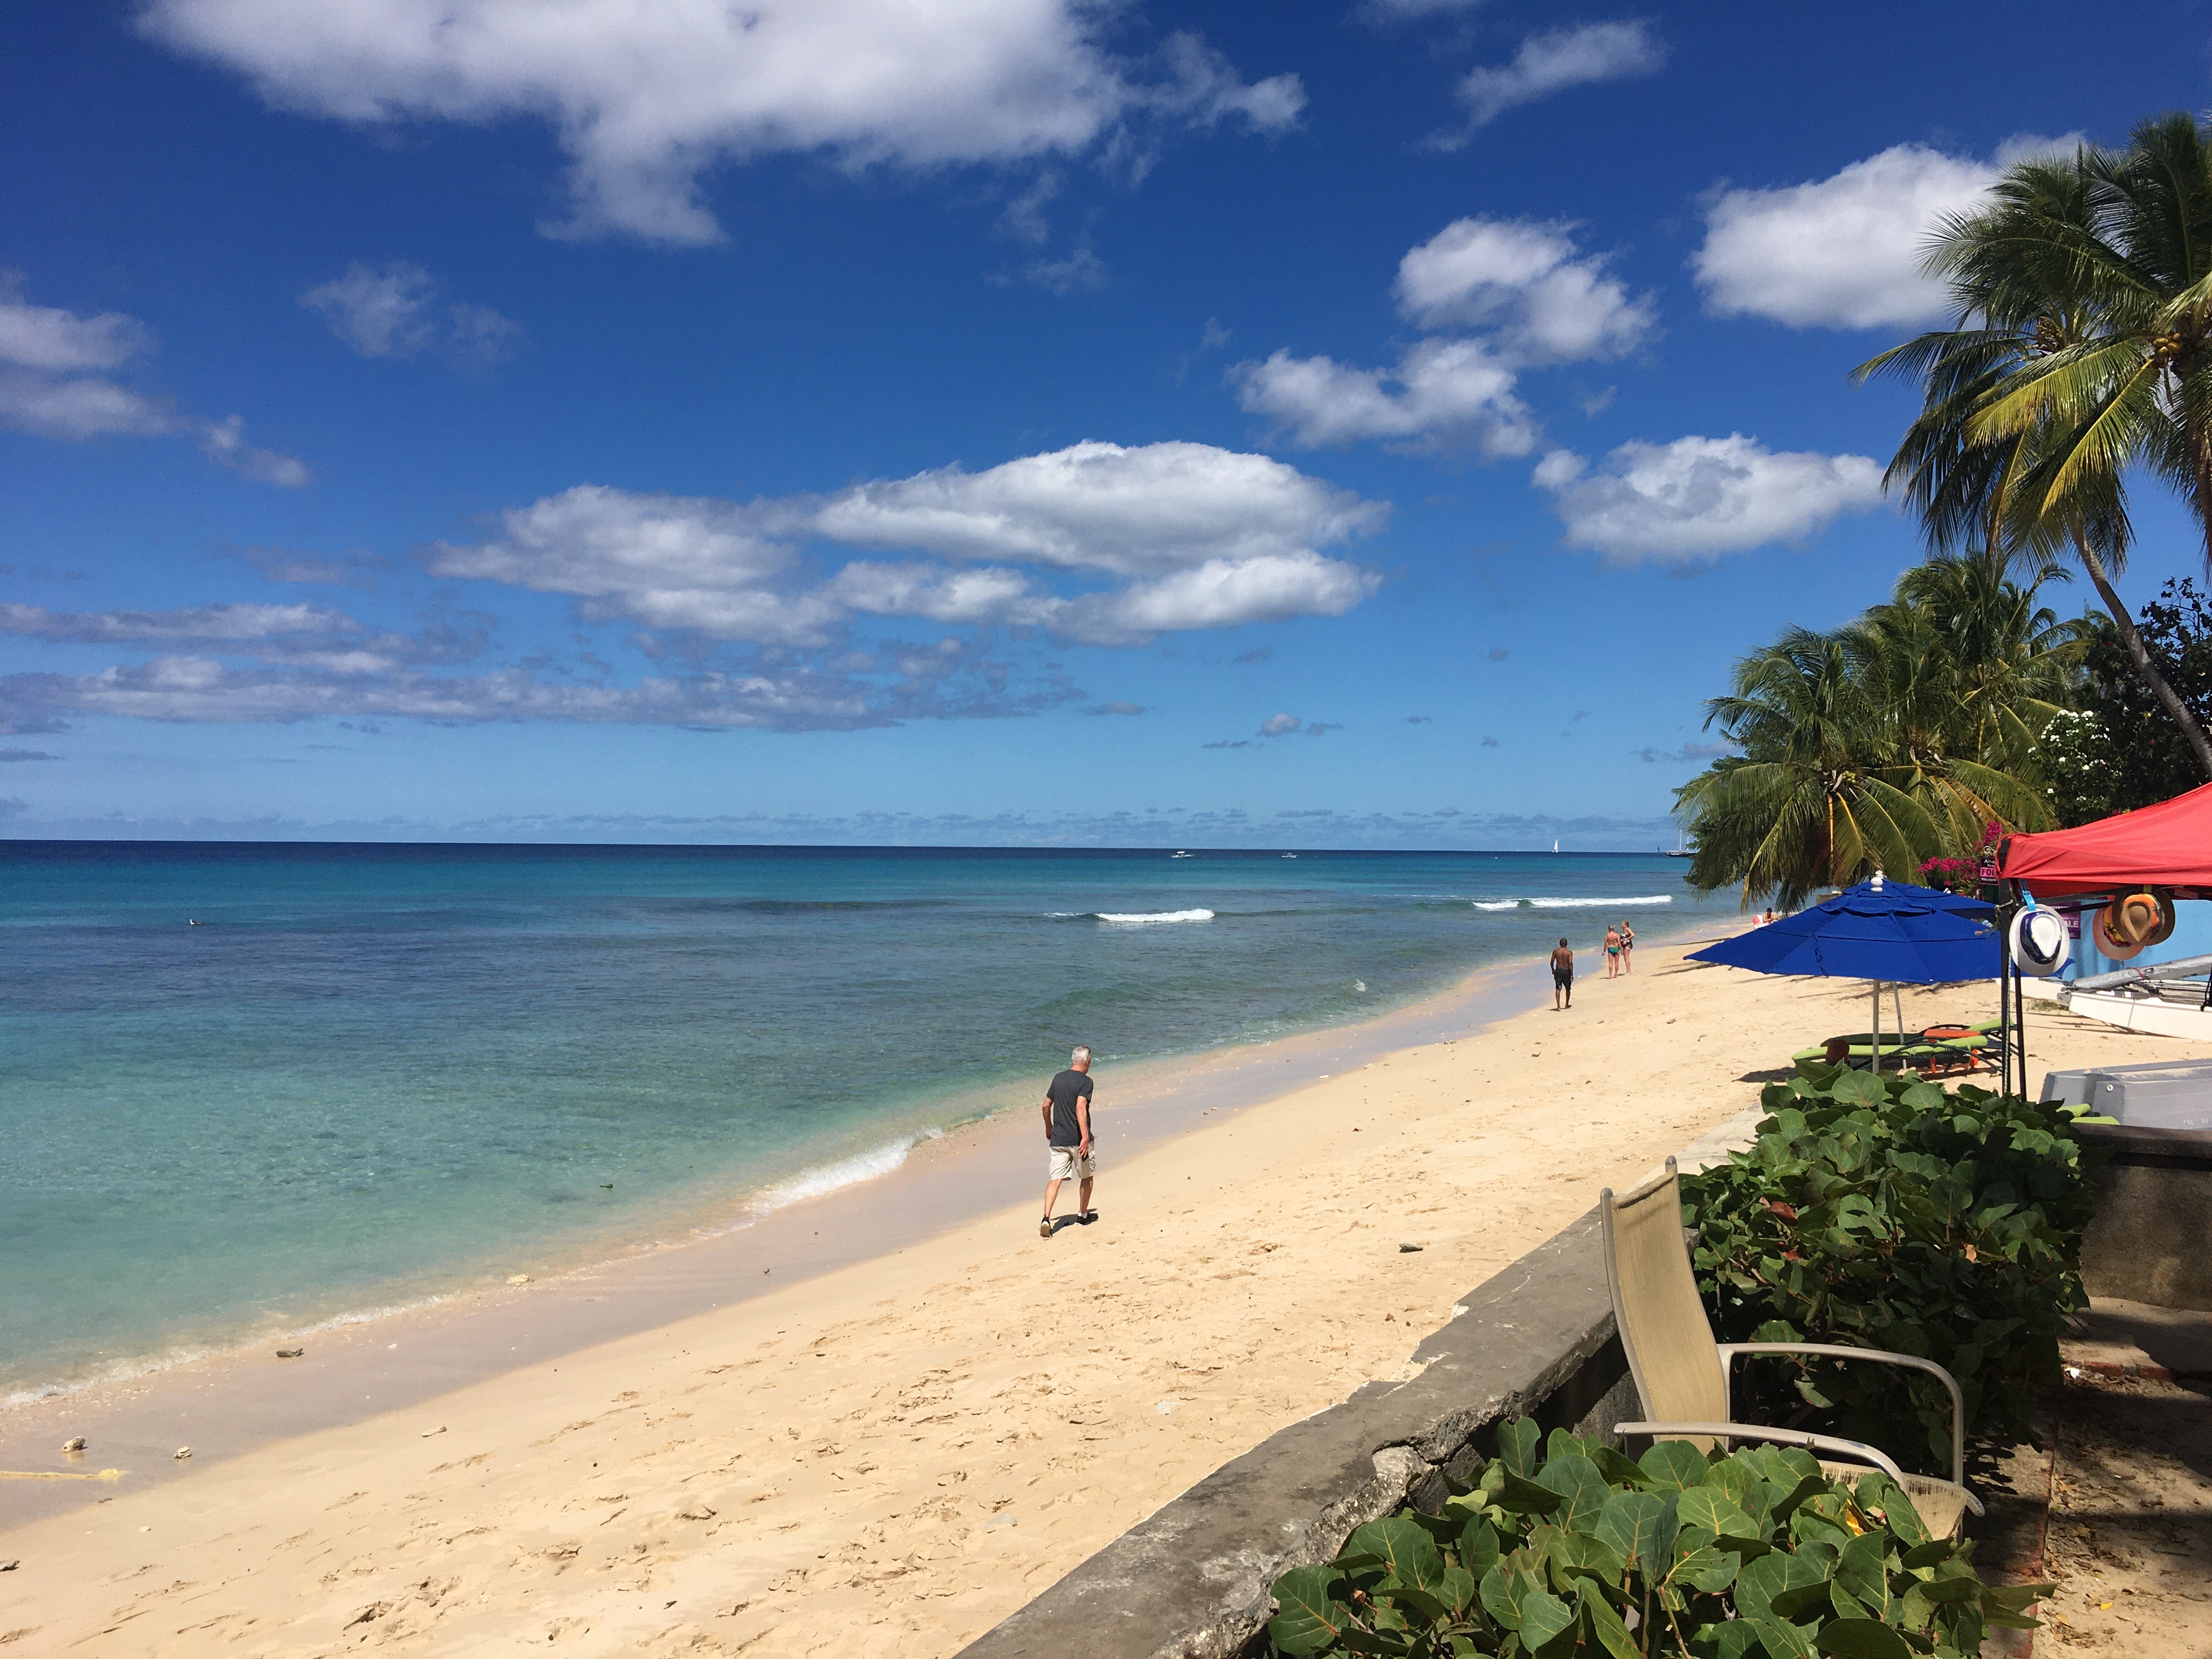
left=0, top=842, right=1728, bottom=1398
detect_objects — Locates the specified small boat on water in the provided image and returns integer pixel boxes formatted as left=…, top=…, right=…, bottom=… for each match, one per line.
left=1171, top=850, right=1193, bottom=859
left=1282, top=853, right=1297, bottom=859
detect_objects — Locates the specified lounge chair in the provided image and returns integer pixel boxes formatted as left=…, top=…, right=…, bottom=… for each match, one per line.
left=1599, top=1158, right=1980, bottom=1538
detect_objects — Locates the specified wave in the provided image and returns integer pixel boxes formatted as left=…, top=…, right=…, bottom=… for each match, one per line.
left=1090, top=908, right=1217, bottom=926
left=1470, top=894, right=1674, bottom=912
left=750, top=1131, right=939, bottom=1213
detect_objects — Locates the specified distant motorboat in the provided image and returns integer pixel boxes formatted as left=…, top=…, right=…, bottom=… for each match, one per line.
left=1171, top=850, right=1193, bottom=859
left=1282, top=853, right=1297, bottom=859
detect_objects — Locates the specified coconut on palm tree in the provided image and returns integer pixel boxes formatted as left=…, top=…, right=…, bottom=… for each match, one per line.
left=1854, top=111, right=2212, bottom=776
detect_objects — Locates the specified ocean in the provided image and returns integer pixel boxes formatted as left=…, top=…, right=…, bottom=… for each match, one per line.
left=0, top=842, right=1730, bottom=1402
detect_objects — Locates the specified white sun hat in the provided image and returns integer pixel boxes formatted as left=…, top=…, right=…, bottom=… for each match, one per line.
left=2010, top=906, right=2071, bottom=977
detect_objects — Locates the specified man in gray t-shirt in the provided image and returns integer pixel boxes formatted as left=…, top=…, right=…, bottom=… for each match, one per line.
left=1039, top=1044, right=1096, bottom=1239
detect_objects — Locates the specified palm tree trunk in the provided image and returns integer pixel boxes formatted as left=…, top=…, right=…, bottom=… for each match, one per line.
left=2072, top=531, right=2212, bottom=780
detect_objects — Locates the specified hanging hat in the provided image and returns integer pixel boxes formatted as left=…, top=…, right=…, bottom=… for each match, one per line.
left=2145, top=887, right=2179, bottom=949
left=2010, top=908, right=2070, bottom=977
left=2108, top=891, right=2164, bottom=947
left=2095, top=900, right=2147, bottom=961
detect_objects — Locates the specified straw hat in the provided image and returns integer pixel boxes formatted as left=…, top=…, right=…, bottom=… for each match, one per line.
left=2094, top=900, right=2147, bottom=961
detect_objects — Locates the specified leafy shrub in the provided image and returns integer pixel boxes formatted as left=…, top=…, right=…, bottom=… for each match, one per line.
left=1681, top=1066, right=2100, bottom=1470
left=1266, top=1417, right=2039, bottom=1658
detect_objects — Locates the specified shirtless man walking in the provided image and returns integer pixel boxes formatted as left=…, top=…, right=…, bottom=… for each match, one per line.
left=1039, top=1045, right=1096, bottom=1238
left=1550, top=938, right=1575, bottom=1010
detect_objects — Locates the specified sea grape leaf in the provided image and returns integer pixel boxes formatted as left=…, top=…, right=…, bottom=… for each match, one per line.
left=1590, top=1443, right=1649, bottom=1488
left=1898, top=1539, right=1955, bottom=1571
left=1835, top=1533, right=1889, bottom=1616
left=1917, top=1572, right=1983, bottom=1605
left=1533, top=1453, right=1612, bottom=1533
left=1678, top=1486, right=1760, bottom=1539
left=1752, top=1616, right=1820, bottom=1659
left=1639, top=1440, right=1711, bottom=1490
left=1829, top=1583, right=1874, bottom=1623
left=1535, top=1525, right=1625, bottom=1588
left=1701, top=1620, right=1764, bottom=1659
left=1815, top=1618, right=1914, bottom=1659
left=1770, top=1473, right=1832, bottom=1527
left=1497, top=1417, right=1542, bottom=1477
left=1770, top=1579, right=1835, bottom=1621
left=1268, top=1566, right=1354, bottom=1655
left=1495, top=1470, right=1565, bottom=1516
left=1595, top=1489, right=1674, bottom=1577
left=1348, top=1518, right=1442, bottom=1593
left=1546, top=1427, right=1593, bottom=1464
left=1673, top=1546, right=1739, bottom=1594
left=1387, top=1585, right=1452, bottom=1625
left=1480, top=1562, right=1548, bottom=1631
left=1516, top=1588, right=1575, bottom=1651
left=1573, top=1582, right=1639, bottom=1659
left=1736, top=1550, right=1831, bottom=1622
left=1458, top=1514, right=1501, bottom=1579
left=1708, top=1455, right=1760, bottom=1509
left=1437, top=1565, right=1479, bottom=1617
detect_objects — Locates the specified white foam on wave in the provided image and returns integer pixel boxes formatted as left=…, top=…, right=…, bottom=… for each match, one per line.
left=751, top=1131, right=941, bottom=1214
left=1471, top=894, right=1674, bottom=912
left=1092, top=908, right=1216, bottom=926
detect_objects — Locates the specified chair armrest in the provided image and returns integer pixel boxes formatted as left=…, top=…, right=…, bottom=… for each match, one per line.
left=1612, top=1420, right=1906, bottom=1482
left=1719, top=1342, right=1966, bottom=1488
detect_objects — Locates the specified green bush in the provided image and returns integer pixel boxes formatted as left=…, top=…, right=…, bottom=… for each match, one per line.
left=1265, top=1417, right=2039, bottom=1658
left=1681, top=1066, right=2100, bottom=1470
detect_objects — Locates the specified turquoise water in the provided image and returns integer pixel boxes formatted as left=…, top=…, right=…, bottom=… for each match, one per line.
left=0, top=843, right=1728, bottom=1399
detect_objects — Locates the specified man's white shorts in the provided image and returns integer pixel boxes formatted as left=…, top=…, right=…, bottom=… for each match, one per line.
left=1047, top=1145, right=1097, bottom=1182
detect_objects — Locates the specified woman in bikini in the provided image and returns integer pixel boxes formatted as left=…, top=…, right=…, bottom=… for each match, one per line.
left=1618, top=920, right=1634, bottom=973
left=1604, top=924, right=1622, bottom=978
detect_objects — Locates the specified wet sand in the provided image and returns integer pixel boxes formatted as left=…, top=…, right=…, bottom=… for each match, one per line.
left=4, top=944, right=2202, bottom=1657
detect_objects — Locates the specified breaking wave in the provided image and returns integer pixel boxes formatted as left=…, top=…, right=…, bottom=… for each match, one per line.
left=1470, top=895, right=1674, bottom=912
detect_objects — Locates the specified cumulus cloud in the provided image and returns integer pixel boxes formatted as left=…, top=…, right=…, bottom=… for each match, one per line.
left=1536, top=433, right=1886, bottom=563
left=1437, top=21, right=1664, bottom=143
left=1692, top=138, right=2072, bottom=329
left=1396, top=218, right=1654, bottom=359
left=1235, top=338, right=1534, bottom=455
left=425, top=441, right=1385, bottom=649
left=1259, top=712, right=1302, bottom=736
left=0, top=273, right=309, bottom=484
left=1239, top=217, right=1650, bottom=455
left=301, top=262, right=522, bottom=364
left=142, top=1, right=1302, bottom=245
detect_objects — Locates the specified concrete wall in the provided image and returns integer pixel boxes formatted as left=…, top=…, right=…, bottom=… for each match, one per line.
left=2079, top=1121, right=2212, bottom=1310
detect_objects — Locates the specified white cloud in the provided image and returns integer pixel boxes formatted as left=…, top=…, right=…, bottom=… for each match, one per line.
left=0, top=274, right=311, bottom=484
left=301, top=262, right=522, bottom=364
left=814, top=440, right=1382, bottom=576
left=1239, top=216, right=1649, bottom=457
left=426, top=441, right=1385, bottom=646
left=1439, top=21, right=1664, bottom=142
left=1396, top=217, right=1654, bottom=359
left=1259, top=712, right=1302, bottom=736
left=1234, top=338, right=1535, bottom=455
left=1692, top=138, right=2073, bottom=329
left=0, top=599, right=486, bottom=673
left=1537, top=433, right=1886, bottom=563
left=142, top=2, right=1302, bottom=245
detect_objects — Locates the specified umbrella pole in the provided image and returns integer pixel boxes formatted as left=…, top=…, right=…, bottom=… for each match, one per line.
left=1871, top=980, right=1881, bottom=1071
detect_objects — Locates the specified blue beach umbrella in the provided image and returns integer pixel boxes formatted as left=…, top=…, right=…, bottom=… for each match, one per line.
left=1686, top=876, right=2000, bottom=1066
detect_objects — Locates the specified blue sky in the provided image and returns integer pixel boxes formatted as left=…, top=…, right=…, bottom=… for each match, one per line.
left=3, top=0, right=2209, bottom=848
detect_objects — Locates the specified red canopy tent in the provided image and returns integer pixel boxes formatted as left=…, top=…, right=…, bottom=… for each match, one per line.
left=1997, top=780, right=2212, bottom=898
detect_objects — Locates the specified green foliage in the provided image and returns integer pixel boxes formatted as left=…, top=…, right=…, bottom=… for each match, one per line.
left=2051, top=580, right=2212, bottom=819
left=1680, top=1068, right=2101, bottom=1468
left=1265, top=1422, right=2041, bottom=1658
left=1674, top=556, right=2081, bottom=909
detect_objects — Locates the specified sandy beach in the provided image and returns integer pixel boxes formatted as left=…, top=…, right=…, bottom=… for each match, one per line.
left=5, top=940, right=2206, bottom=1657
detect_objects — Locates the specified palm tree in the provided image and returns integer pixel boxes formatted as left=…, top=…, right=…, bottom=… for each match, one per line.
left=1854, top=112, right=2212, bottom=777
left=1677, top=561, right=2074, bottom=909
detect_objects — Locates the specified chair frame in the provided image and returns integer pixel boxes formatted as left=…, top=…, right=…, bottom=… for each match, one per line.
left=1600, top=1159, right=1980, bottom=1514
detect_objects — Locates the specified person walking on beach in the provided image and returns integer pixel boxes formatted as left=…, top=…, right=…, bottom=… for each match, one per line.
left=1040, top=1045, right=1096, bottom=1238
left=1618, top=921, right=1634, bottom=973
left=1550, top=938, right=1574, bottom=1010
left=1604, top=924, right=1622, bottom=979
